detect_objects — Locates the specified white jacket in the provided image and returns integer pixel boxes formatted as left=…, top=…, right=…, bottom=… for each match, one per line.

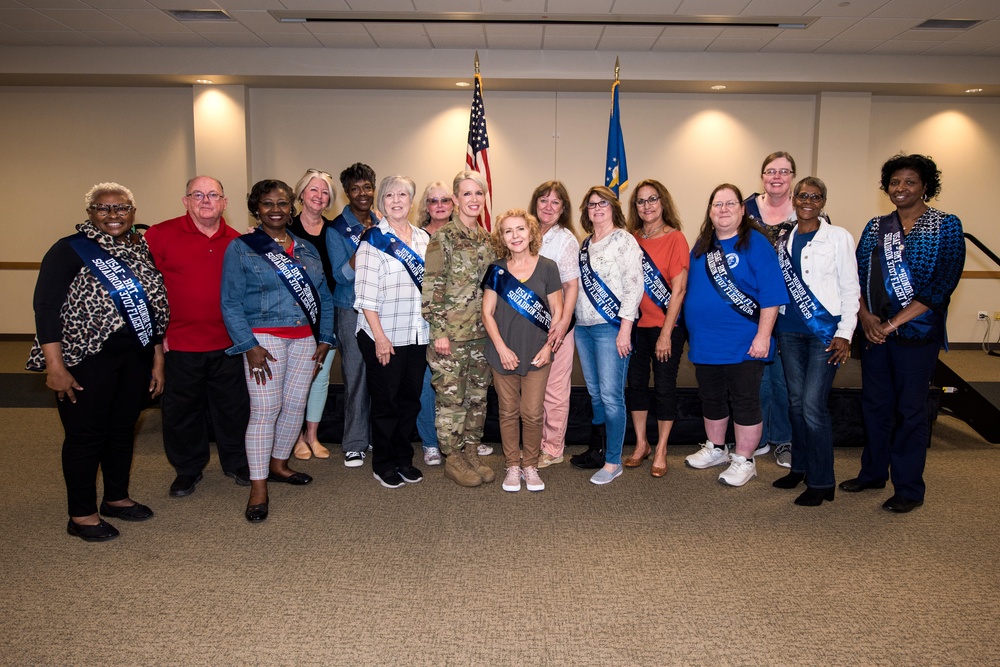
left=782, top=220, right=860, bottom=341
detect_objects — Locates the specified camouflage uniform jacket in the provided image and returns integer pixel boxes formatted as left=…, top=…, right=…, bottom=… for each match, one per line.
left=422, top=216, right=495, bottom=342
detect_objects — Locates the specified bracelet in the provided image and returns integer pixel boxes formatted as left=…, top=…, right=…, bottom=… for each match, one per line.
left=887, top=318, right=897, bottom=331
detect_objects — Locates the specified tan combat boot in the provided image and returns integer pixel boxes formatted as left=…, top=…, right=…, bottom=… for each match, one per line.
left=444, top=450, right=482, bottom=487
left=465, top=442, right=496, bottom=483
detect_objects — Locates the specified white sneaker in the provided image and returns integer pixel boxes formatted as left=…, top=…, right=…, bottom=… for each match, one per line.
left=423, top=447, right=442, bottom=466
left=502, top=466, right=522, bottom=492
left=685, top=441, right=729, bottom=469
left=754, top=442, right=771, bottom=457
left=718, top=454, right=757, bottom=487
left=773, top=442, right=792, bottom=468
left=478, top=444, right=494, bottom=456
left=522, top=465, right=545, bottom=491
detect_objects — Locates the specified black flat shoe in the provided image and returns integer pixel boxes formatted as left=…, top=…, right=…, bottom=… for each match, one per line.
left=267, top=471, right=313, bottom=485
left=838, top=477, right=887, bottom=493
left=570, top=449, right=605, bottom=469
left=772, top=472, right=805, bottom=489
left=99, top=501, right=154, bottom=522
left=169, top=473, right=203, bottom=497
left=794, top=486, right=835, bottom=506
left=67, top=519, right=120, bottom=542
left=245, top=499, right=269, bottom=523
left=224, top=466, right=251, bottom=487
left=882, top=494, right=923, bottom=513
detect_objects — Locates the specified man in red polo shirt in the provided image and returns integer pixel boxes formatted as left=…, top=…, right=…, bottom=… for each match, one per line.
left=145, top=176, right=251, bottom=497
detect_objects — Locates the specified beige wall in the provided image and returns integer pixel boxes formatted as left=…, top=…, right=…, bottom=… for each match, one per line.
left=3, top=85, right=998, bottom=341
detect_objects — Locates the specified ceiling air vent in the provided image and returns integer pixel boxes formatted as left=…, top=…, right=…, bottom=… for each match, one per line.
left=166, top=10, right=234, bottom=22
left=914, top=19, right=982, bottom=30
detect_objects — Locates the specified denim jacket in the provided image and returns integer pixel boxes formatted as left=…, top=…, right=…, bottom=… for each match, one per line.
left=221, top=230, right=336, bottom=355
left=326, top=206, right=379, bottom=310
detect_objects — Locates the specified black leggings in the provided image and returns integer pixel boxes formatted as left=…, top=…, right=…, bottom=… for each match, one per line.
left=627, top=324, right=686, bottom=420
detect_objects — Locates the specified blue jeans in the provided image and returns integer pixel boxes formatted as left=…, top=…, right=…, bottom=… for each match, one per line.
left=575, top=324, right=630, bottom=466
left=760, top=352, right=792, bottom=447
left=777, top=332, right=837, bottom=489
left=416, top=366, right=437, bottom=449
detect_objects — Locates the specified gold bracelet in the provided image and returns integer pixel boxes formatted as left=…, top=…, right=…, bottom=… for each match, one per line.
left=888, top=319, right=897, bottom=331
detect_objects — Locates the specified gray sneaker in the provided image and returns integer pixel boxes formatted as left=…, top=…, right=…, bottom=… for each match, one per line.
left=774, top=442, right=792, bottom=468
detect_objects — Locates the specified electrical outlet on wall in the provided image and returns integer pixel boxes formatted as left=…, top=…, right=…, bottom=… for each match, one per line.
left=978, top=311, right=989, bottom=320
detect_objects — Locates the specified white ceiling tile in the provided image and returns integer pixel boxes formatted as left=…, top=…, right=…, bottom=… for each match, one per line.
left=975, top=43, right=1000, bottom=54
left=795, top=16, right=857, bottom=38
left=920, top=40, right=992, bottom=55
left=542, top=32, right=600, bottom=49
left=344, top=0, right=419, bottom=9
left=36, top=29, right=102, bottom=44
left=836, top=17, right=917, bottom=39
left=602, top=24, right=663, bottom=38
left=84, top=29, right=158, bottom=44
left=0, top=8, right=75, bottom=30
left=101, top=9, right=186, bottom=31
left=182, top=19, right=251, bottom=34
left=657, top=25, right=724, bottom=38
left=609, top=0, right=683, bottom=13
left=43, top=8, right=129, bottom=30
left=364, top=21, right=426, bottom=34
left=740, top=0, right=815, bottom=17
left=938, top=0, right=1000, bottom=20
left=201, top=31, right=267, bottom=46
left=424, top=22, right=483, bottom=36
left=230, top=9, right=305, bottom=32
left=411, top=0, right=479, bottom=10
left=706, top=36, right=772, bottom=51
left=807, top=0, right=890, bottom=18
left=541, top=24, right=604, bottom=37
left=147, top=31, right=212, bottom=46
left=813, top=37, right=883, bottom=52
left=309, top=31, right=377, bottom=46
left=370, top=32, right=432, bottom=47
left=487, top=32, right=542, bottom=48
left=651, top=35, right=715, bottom=50
left=871, top=0, right=960, bottom=19
left=597, top=34, right=657, bottom=49
left=480, top=0, right=542, bottom=12
left=545, top=0, right=613, bottom=12
left=427, top=33, right=484, bottom=47
left=303, top=21, right=369, bottom=34
left=759, top=37, right=826, bottom=52
left=676, top=0, right=753, bottom=15
left=866, top=39, right=933, bottom=53
left=718, top=26, right=782, bottom=38
left=895, top=28, right=962, bottom=41
left=23, top=0, right=90, bottom=8
left=144, top=0, right=224, bottom=8
left=83, top=0, right=157, bottom=8
left=259, top=32, right=321, bottom=46
left=0, top=30, right=47, bottom=44
left=955, top=20, right=1000, bottom=40
left=275, top=0, right=351, bottom=8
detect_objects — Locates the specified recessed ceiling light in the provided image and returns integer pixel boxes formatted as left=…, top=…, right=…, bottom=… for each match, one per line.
left=455, top=81, right=471, bottom=87
left=711, top=85, right=727, bottom=91
left=965, top=88, right=983, bottom=93
left=195, top=79, right=214, bottom=84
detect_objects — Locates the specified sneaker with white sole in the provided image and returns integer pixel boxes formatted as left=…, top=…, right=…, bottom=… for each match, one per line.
left=590, top=464, right=623, bottom=485
left=537, top=452, right=564, bottom=469
left=685, top=441, right=729, bottom=469
left=344, top=451, right=366, bottom=468
left=522, top=465, right=545, bottom=491
left=502, top=466, right=522, bottom=492
left=754, top=442, right=771, bottom=457
left=773, top=442, right=792, bottom=468
left=718, top=454, right=757, bottom=487
left=478, top=444, right=494, bottom=456
left=423, top=447, right=442, bottom=466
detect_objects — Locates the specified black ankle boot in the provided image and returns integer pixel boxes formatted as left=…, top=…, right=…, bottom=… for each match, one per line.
left=772, top=471, right=805, bottom=489
left=571, top=424, right=606, bottom=469
left=794, top=486, right=835, bottom=506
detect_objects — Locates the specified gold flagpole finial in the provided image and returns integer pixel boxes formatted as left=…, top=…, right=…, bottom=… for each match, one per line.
left=475, top=50, right=480, bottom=75
left=614, top=56, right=620, bottom=83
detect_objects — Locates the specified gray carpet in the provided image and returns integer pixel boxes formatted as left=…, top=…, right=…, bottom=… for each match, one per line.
left=1, top=405, right=998, bottom=666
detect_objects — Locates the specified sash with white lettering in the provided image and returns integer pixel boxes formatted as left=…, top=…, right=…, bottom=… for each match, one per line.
left=481, top=264, right=552, bottom=333
left=238, top=229, right=321, bottom=340
left=69, top=234, right=157, bottom=347
left=640, top=248, right=672, bottom=312
left=705, top=237, right=760, bottom=322
left=776, top=228, right=838, bottom=345
left=579, top=236, right=622, bottom=327
left=331, top=215, right=364, bottom=252
left=361, top=226, right=424, bottom=290
left=875, top=212, right=936, bottom=339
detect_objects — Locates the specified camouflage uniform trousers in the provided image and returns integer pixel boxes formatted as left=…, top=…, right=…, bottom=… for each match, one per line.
left=427, top=338, right=491, bottom=456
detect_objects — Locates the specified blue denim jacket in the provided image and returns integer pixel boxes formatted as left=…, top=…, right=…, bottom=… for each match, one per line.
left=327, top=206, right=379, bottom=310
left=221, top=230, right=336, bottom=355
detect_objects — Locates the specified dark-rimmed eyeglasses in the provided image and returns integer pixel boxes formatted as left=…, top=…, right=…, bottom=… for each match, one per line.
left=89, top=204, right=134, bottom=216
left=794, top=193, right=825, bottom=203
left=636, top=195, right=660, bottom=207
left=586, top=200, right=611, bottom=210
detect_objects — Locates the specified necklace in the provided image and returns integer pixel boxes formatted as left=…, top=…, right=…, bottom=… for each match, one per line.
left=641, top=223, right=664, bottom=239
left=270, top=234, right=289, bottom=243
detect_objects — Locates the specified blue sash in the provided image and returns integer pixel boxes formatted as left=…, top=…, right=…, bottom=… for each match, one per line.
left=481, top=263, right=552, bottom=332
left=875, top=212, right=936, bottom=339
left=640, top=248, right=672, bottom=312
left=238, top=229, right=321, bottom=340
left=331, top=215, right=364, bottom=252
left=69, top=234, right=158, bottom=347
left=579, top=236, right=622, bottom=327
left=705, top=238, right=760, bottom=322
left=776, top=228, right=838, bottom=345
left=361, top=226, right=424, bottom=290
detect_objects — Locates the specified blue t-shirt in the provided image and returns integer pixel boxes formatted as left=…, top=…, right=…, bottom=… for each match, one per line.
left=685, top=230, right=788, bottom=364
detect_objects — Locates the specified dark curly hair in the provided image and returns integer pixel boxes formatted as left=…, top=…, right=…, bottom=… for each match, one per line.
left=879, top=153, right=941, bottom=200
left=247, top=179, right=293, bottom=218
left=339, top=162, right=377, bottom=191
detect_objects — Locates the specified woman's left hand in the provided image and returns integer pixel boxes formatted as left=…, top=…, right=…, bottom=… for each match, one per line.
left=748, top=333, right=771, bottom=359
left=826, top=337, right=850, bottom=366
left=615, top=327, right=632, bottom=358
left=547, top=320, right=569, bottom=353
left=149, top=344, right=165, bottom=399
left=531, top=344, right=552, bottom=369
left=312, top=342, right=331, bottom=378
left=655, top=329, right=672, bottom=362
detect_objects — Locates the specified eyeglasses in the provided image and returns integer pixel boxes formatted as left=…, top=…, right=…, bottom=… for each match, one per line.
left=186, top=191, right=224, bottom=202
left=636, top=195, right=660, bottom=207
left=711, top=201, right=741, bottom=210
left=259, top=200, right=291, bottom=210
left=763, top=168, right=794, bottom=177
left=426, top=198, right=453, bottom=206
left=89, top=204, right=134, bottom=216
left=794, top=192, right=825, bottom=203
left=586, top=200, right=611, bottom=209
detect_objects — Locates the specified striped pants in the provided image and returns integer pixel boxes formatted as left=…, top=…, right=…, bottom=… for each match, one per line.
left=242, top=334, right=317, bottom=480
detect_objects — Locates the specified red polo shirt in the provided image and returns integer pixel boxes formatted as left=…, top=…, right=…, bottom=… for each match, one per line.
left=145, top=213, right=242, bottom=352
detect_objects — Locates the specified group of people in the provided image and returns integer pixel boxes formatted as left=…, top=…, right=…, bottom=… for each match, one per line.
left=31, top=151, right=965, bottom=541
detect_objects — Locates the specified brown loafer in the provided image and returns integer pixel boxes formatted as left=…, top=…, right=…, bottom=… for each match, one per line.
left=650, top=464, right=667, bottom=478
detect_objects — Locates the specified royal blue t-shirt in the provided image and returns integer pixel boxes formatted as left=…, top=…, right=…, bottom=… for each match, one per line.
left=685, top=230, right=788, bottom=364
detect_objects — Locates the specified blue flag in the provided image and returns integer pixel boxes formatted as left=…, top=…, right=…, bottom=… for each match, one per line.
left=605, top=79, right=628, bottom=197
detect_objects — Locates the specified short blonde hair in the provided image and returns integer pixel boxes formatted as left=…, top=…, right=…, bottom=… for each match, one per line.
left=85, top=182, right=134, bottom=209
left=491, top=208, right=542, bottom=259
left=293, top=169, right=337, bottom=215
left=416, top=181, right=453, bottom=227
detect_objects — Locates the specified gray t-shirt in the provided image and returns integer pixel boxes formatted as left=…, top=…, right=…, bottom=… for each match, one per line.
left=484, top=256, right=562, bottom=376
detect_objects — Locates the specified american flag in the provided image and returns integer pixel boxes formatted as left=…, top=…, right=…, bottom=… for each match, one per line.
left=466, top=72, right=493, bottom=230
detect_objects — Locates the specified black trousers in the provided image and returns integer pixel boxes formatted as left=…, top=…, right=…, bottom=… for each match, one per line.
left=161, top=349, right=250, bottom=477
left=57, top=332, right=151, bottom=517
left=357, top=331, right=426, bottom=477
left=627, top=324, right=686, bottom=419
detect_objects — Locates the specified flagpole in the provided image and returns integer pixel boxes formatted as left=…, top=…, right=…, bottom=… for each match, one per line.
left=614, top=56, right=620, bottom=83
